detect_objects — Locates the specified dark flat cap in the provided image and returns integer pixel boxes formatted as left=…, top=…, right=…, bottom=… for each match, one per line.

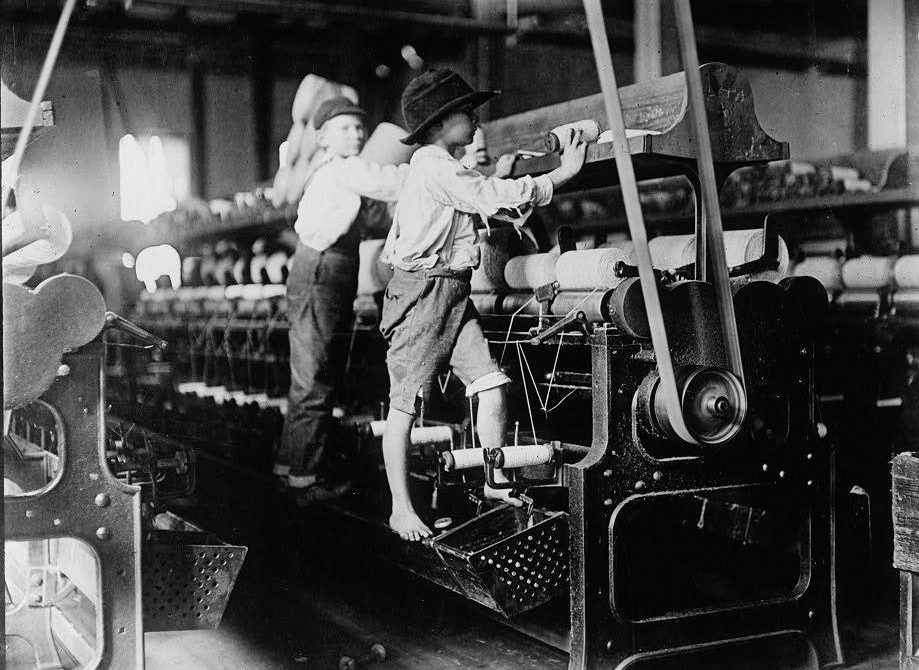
left=312, top=96, right=366, bottom=129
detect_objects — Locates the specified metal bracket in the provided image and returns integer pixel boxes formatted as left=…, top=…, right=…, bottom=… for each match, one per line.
left=5, top=343, right=144, bottom=669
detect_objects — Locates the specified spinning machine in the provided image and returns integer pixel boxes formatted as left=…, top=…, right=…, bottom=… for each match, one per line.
left=113, top=3, right=850, bottom=669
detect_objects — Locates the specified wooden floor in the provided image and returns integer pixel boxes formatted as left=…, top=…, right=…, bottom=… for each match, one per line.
left=145, top=542, right=569, bottom=670
left=10, top=456, right=896, bottom=670
left=136, top=460, right=905, bottom=670
left=141, top=552, right=901, bottom=670
left=138, top=501, right=902, bottom=670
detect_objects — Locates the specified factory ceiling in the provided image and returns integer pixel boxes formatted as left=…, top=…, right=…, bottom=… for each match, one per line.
left=3, top=0, right=867, bottom=76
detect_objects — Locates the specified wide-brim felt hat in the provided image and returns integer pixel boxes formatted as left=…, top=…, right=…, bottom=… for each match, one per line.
left=400, top=69, right=498, bottom=145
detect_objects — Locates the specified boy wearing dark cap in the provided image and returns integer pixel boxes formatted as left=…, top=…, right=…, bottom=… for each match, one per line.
left=280, top=96, right=408, bottom=495
left=379, top=69, right=587, bottom=540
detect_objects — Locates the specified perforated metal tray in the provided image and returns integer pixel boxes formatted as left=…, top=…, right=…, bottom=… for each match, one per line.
left=431, top=505, right=569, bottom=617
left=142, top=514, right=247, bottom=632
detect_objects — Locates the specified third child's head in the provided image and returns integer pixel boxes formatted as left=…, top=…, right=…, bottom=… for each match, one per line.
left=313, top=96, right=367, bottom=158
left=400, top=69, right=496, bottom=150
left=425, top=108, right=478, bottom=148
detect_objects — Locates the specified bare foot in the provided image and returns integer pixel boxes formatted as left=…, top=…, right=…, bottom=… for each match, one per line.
left=390, top=510, right=432, bottom=542
left=484, top=483, right=524, bottom=507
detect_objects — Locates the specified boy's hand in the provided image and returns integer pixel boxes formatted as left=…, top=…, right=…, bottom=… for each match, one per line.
left=558, top=128, right=587, bottom=178
left=493, top=153, right=517, bottom=178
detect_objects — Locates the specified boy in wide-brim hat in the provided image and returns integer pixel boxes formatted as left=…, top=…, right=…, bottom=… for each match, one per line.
left=379, top=68, right=587, bottom=541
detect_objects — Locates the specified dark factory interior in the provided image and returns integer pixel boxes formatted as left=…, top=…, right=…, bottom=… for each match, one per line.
left=3, top=1, right=918, bottom=669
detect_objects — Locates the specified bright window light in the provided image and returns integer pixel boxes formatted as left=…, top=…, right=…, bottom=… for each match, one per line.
left=119, top=133, right=190, bottom=224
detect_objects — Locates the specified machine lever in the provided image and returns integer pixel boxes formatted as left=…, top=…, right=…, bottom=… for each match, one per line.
left=105, top=311, right=169, bottom=350
left=516, top=492, right=535, bottom=516
left=614, top=260, right=670, bottom=282
left=467, top=492, right=485, bottom=515
left=529, top=311, right=589, bottom=345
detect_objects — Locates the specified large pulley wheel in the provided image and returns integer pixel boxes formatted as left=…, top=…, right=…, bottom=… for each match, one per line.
left=649, top=365, right=747, bottom=447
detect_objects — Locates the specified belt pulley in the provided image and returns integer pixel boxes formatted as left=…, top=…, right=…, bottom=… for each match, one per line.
left=581, top=0, right=747, bottom=447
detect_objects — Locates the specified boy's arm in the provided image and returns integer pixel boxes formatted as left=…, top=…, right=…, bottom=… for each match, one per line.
left=340, top=157, right=409, bottom=202
left=434, top=131, right=587, bottom=223
left=543, top=128, right=588, bottom=191
left=433, top=165, right=552, bottom=225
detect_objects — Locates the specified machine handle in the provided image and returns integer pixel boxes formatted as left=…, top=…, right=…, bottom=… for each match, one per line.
left=529, top=310, right=590, bottom=345
left=105, top=312, right=169, bottom=350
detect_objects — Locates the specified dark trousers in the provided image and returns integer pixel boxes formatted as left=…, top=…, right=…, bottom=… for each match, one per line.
left=281, top=243, right=358, bottom=477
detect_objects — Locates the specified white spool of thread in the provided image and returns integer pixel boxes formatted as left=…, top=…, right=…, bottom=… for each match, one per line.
left=894, top=255, right=919, bottom=289
left=250, top=253, right=269, bottom=284
left=555, top=248, right=629, bottom=291
left=265, top=251, right=289, bottom=284
left=693, top=229, right=789, bottom=283
left=545, top=120, right=601, bottom=152
left=263, top=284, right=286, bottom=299
left=829, top=165, right=859, bottom=182
left=498, top=294, right=541, bottom=316
left=471, top=293, right=501, bottom=315
left=647, top=230, right=789, bottom=282
left=368, top=421, right=452, bottom=445
left=793, top=257, right=843, bottom=292
left=841, top=256, right=895, bottom=290
left=225, top=284, right=245, bottom=300
left=551, top=292, right=607, bottom=322
left=648, top=235, right=693, bottom=270
left=357, top=239, right=392, bottom=295
left=471, top=228, right=535, bottom=292
left=408, top=425, right=454, bottom=445
left=504, top=252, right=559, bottom=290
left=361, top=122, right=417, bottom=166
left=442, top=444, right=554, bottom=470
left=241, top=284, right=265, bottom=301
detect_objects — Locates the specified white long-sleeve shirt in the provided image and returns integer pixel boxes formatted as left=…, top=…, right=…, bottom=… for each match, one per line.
left=381, top=145, right=554, bottom=271
left=294, top=154, right=408, bottom=251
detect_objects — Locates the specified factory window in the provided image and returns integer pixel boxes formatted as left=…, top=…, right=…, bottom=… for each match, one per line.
left=119, top=133, right=190, bottom=224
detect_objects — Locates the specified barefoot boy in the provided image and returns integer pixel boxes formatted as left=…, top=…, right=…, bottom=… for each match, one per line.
left=380, top=69, right=587, bottom=541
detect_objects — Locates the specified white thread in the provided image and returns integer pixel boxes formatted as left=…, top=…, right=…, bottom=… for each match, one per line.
left=437, top=371, right=452, bottom=395
left=515, top=342, right=540, bottom=446
left=468, top=396, right=478, bottom=451
left=544, top=333, right=565, bottom=411
left=517, top=341, right=546, bottom=411
left=499, top=293, right=535, bottom=365
left=545, top=388, right=579, bottom=414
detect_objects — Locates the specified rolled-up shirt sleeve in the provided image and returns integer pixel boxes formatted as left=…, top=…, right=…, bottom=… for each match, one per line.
left=431, top=166, right=554, bottom=225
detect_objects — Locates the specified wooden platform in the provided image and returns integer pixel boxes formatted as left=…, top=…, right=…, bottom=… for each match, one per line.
left=135, top=455, right=902, bottom=670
